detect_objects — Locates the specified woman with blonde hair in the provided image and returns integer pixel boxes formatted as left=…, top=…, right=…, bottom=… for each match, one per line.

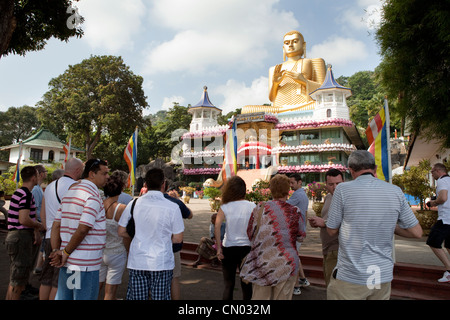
left=215, top=176, right=255, bottom=300
left=240, top=174, right=305, bottom=300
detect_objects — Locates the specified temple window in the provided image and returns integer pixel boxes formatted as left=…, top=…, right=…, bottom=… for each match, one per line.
left=48, top=150, right=54, bottom=162
left=30, top=148, right=43, bottom=162
left=322, top=129, right=340, bottom=139
left=299, top=131, right=319, bottom=141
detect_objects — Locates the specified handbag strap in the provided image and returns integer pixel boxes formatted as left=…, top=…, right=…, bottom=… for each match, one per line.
left=55, top=178, right=61, bottom=204
left=130, top=198, right=137, bottom=217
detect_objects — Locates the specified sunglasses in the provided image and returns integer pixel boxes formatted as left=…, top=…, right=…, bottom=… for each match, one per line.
left=86, top=159, right=107, bottom=172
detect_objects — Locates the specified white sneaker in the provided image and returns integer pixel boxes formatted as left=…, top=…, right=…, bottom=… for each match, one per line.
left=298, top=278, right=310, bottom=287
left=438, top=271, right=450, bottom=283
left=293, top=287, right=301, bottom=295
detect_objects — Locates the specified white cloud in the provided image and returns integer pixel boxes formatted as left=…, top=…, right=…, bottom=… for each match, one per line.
left=77, top=0, right=146, bottom=52
left=309, top=37, right=368, bottom=67
left=339, top=0, right=383, bottom=31
left=214, top=76, right=270, bottom=114
left=161, top=96, right=186, bottom=111
left=364, top=4, right=383, bottom=30
left=142, top=0, right=298, bottom=75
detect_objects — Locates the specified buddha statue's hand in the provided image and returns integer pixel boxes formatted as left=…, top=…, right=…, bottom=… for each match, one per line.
left=284, top=70, right=307, bottom=84
left=273, top=64, right=284, bottom=85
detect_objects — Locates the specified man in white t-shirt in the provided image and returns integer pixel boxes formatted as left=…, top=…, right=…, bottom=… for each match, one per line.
left=38, top=158, right=84, bottom=300
left=426, top=163, right=450, bottom=282
left=118, top=168, right=184, bottom=300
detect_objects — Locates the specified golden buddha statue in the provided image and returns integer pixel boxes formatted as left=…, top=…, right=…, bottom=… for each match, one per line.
left=242, top=30, right=326, bottom=114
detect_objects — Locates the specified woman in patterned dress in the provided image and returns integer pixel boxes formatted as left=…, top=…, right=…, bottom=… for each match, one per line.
left=240, top=174, right=305, bottom=300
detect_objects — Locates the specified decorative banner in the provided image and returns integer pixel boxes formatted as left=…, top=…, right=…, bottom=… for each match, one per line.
left=367, top=99, right=391, bottom=182
left=124, top=128, right=138, bottom=187
left=11, top=141, right=23, bottom=185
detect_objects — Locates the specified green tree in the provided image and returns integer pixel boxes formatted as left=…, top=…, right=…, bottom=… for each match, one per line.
left=218, top=108, right=241, bottom=125
left=37, top=55, right=148, bottom=159
left=338, top=70, right=402, bottom=139
left=154, top=104, right=192, bottom=161
left=0, top=0, right=83, bottom=58
left=0, top=105, right=41, bottom=160
left=376, top=0, right=450, bottom=147
left=392, top=159, right=434, bottom=210
left=0, top=105, right=41, bottom=144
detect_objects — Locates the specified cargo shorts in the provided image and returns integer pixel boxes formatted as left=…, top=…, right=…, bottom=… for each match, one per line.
left=5, top=229, right=35, bottom=287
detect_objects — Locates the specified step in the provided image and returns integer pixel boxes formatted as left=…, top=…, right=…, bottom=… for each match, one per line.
left=180, top=242, right=449, bottom=300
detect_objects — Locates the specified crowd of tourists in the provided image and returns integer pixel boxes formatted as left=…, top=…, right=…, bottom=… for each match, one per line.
left=3, top=150, right=449, bottom=300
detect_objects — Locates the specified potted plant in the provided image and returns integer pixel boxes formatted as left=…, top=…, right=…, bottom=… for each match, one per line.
left=181, top=186, right=195, bottom=204
left=245, top=180, right=272, bottom=204
left=393, top=159, right=436, bottom=234
left=306, top=181, right=328, bottom=217
left=203, top=187, right=222, bottom=212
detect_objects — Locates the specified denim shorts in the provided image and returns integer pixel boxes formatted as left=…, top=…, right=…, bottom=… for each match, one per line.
left=55, top=267, right=100, bottom=300
left=426, top=220, right=450, bottom=249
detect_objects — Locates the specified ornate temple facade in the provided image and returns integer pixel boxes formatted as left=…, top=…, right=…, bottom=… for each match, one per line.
left=180, top=31, right=365, bottom=186
left=181, top=67, right=365, bottom=186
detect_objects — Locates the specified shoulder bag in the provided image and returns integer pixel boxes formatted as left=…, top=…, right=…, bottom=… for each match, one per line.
left=126, top=198, right=138, bottom=238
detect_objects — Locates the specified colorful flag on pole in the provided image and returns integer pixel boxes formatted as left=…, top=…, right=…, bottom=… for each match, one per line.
left=62, top=136, right=71, bottom=169
left=223, top=118, right=238, bottom=180
left=367, top=99, right=391, bottom=182
left=11, top=141, right=23, bottom=184
left=124, top=128, right=138, bottom=187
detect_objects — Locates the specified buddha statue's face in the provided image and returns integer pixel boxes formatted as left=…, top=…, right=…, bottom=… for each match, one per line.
left=283, top=33, right=303, bottom=58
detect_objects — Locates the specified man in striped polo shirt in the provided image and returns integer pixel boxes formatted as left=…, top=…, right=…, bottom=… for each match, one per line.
left=5, top=166, right=45, bottom=300
left=326, top=150, right=422, bottom=300
left=50, top=159, right=109, bottom=300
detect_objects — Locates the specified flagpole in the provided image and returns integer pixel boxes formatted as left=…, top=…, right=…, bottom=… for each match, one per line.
left=15, top=141, right=23, bottom=189
left=384, top=97, right=392, bottom=184
left=133, top=126, right=138, bottom=197
left=384, top=96, right=396, bottom=262
left=68, top=136, right=72, bottom=161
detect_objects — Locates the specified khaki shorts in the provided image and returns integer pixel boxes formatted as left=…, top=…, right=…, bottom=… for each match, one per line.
left=327, top=275, right=391, bottom=300
left=5, top=229, right=35, bottom=287
left=39, top=239, right=59, bottom=287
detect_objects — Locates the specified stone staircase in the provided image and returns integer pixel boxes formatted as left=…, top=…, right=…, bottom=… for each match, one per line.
left=180, top=241, right=450, bottom=300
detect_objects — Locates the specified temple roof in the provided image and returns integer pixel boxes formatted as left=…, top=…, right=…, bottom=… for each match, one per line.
left=23, top=128, right=62, bottom=145
left=310, top=65, right=352, bottom=97
left=189, top=86, right=222, bottom=112
left=0, top=128, right=83, bottom=152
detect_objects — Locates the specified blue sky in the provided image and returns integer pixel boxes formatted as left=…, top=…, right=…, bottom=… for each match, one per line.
left=0, top=0, right=383, bottom=116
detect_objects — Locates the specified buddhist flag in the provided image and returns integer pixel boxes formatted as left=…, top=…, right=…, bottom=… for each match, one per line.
left=62, top=136, right=71, bottom=169
left=223, top=118, right=238, bottom=180
left=12, top=141, right=23, bottom=185
left=124, top=128, right=138, bottom=187
left=366, top=99, right=392, bottom=182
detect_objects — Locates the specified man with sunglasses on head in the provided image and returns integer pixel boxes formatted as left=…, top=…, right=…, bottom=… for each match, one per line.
left=50, top=158, right=109, bottom=300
